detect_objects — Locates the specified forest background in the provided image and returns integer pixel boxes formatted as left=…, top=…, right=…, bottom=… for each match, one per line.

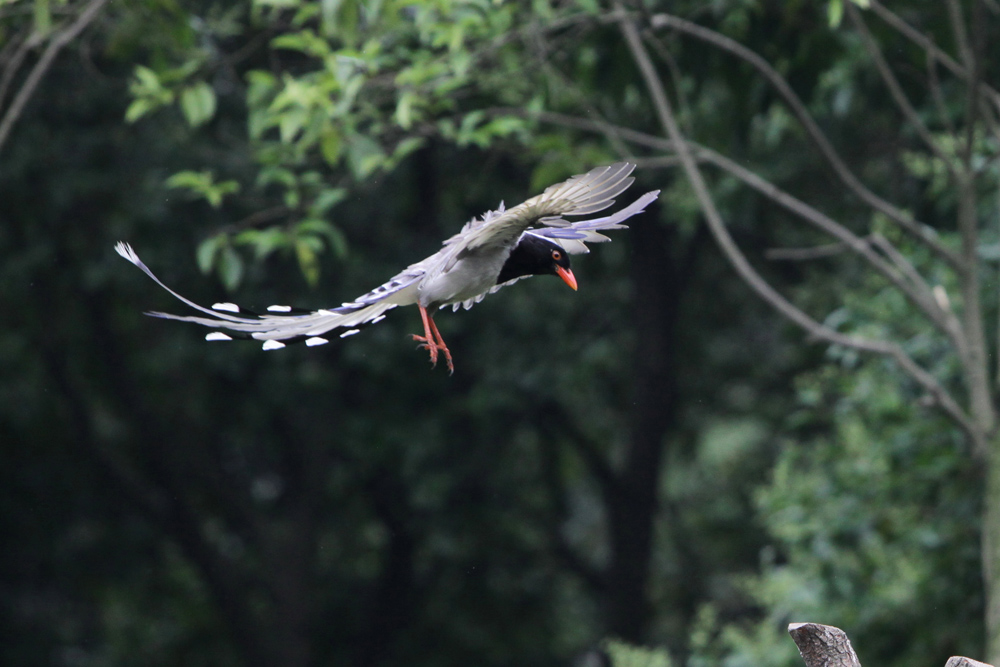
left=1, top=1, right=995, bottom=666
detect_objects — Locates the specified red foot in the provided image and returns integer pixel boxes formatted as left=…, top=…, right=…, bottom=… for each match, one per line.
left=413, top=305, right=454, bottom=374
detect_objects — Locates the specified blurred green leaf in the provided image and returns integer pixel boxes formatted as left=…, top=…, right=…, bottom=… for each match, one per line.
left=234, top=227, right=292, bottom=260
left=828, top=0, right=843, bottom=28
left=196, top=235, right=223, bottom=274
left=180, top=82, right=217, bottom=127
left=297, top=218, right=347, bottom=259
left=217, top=244, right=244, bottom=290
left=166, top=171, right=240, bottom=208
left=295, top=237, right=320, bottom=287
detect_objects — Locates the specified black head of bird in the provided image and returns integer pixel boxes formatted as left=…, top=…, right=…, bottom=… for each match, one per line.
left=497, top=233, right=577, bottom=291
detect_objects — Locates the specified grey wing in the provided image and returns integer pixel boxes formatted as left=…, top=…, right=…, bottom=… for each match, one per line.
left=440, top=162, right=640, bottom=270
left=449, top=188, right=661, bottom=312
left=115, top=242, right=422, bottom=349
left=527, top=189, right=660, bottom=254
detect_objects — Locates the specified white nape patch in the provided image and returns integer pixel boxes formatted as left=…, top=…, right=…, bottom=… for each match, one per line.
left=339, top=329, right=360, bottom=338
left=305, top=337, right=329, bottom=347
left=370, top=315, right=386, bottom=324
left=205, top=332, right=232, bottom=341
left=267, top=305, right=292, bottom=313
left=261, top=340, right=286, bottom=351
left=212, top=302, right=240, bottom=313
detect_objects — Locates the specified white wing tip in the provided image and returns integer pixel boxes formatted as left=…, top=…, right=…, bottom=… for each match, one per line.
left=205, top=332, right=233, bottom=341
left=262, top=340, right=286, bottom=351
left=267, top=305, right=293, bottom=313
left=305, top=337, right=329, bottom=346
left=339, top=329, right=360, bottom=338
left=212, top=302, right=240, bottom=313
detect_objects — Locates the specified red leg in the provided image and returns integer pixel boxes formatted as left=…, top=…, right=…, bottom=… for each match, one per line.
left=411, top=304, right=439, bottom=367
left=428, top=315, right=454, bottom=374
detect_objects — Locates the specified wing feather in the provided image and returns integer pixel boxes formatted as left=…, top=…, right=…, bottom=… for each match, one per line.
left=444, top=162, right=639, bottom=256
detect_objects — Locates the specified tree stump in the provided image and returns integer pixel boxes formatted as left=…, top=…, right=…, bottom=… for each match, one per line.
left=787, top=623, right=994, bottom=667
left=788, top=623, right=861, bottom=667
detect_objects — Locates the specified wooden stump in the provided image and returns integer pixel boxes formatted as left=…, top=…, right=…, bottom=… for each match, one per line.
left=787, top=623, right=994, bottom=667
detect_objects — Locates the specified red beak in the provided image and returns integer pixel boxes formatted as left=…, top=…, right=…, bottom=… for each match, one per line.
left=556, top=265, right=578, bottom=291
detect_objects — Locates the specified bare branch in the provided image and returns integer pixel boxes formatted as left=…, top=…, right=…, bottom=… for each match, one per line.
left=846, top=3, right=958, bottom=178
left=927, top=49, right=957, bottom=138
left=0, top=0, right=110, bottom=154
left=616, top=8, right=979, bottom=449
left=215, top=205, right=292, bottom=236
left=0, top=30, right=44, bottom=111
left=868, top=0, right=1000, bottom=118
left=766, top=241, right=852, bottom=261
left=640, top=27, right=696, bottom=138
left=630, top=155, right=686, bottom=169
left=647, top=11, right=962, bottom=271
left=868, top=233, right=937, bottom=298
left=945, top=0, right=975, bottom=73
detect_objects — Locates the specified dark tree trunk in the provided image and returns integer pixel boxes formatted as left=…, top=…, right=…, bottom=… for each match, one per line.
left=605, top=204, right=678, bottom=641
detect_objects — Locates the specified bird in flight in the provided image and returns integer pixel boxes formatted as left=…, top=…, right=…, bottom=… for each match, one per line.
left=117, top=162, right=659, bottom=373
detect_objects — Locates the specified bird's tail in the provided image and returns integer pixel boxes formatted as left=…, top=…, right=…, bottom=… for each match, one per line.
left=114, top=242, right=398, bottom=350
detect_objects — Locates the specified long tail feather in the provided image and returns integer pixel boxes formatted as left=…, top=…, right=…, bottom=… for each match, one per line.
left=115, top=242, right=402, bottom=349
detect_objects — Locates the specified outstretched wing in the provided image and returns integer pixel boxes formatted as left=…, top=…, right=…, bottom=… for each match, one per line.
left=115, top=242, right=421, bottom=350
left=526, top=188, right=660, bottom=254
left=448, top=187, right=661, bottom=312
left=440, top=162, right=638, bottom=269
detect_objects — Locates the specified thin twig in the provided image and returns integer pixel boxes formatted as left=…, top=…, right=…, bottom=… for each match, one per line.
left=867, top=2, right=962, bottom=79
left=641, top=27, right=696, bottom=138
left=868, top=232, right=925, bottom=286
left=766, top=241, right=852, bottom=261
left=846, top=3, right=958, bottom=179
left=927, top=50, right=957, bottom=138
left=0, top=0, right=110, bottom=154
left=0, top=30, right=45, bottom=111
left=868, top=0, right=1000, bottom=112
left=616, top=7, right=979, bottom=450
left=214, top=205, right=291, bottom=236
left=630, top=155, right=686, bottom=169
left=647, top=11, right=962, bottom=271
left=945, top=0, right=975, bottom=74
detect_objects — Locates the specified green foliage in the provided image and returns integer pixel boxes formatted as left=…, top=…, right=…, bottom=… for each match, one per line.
left=123, top=0, right=602, bottom=285
left=2, top=1, right=992, bottom=666
left=605, top=639, right=673, bottom=667
left=691, top=359, right=980, bottom=667
left=166, top=171, right=240, bottom=208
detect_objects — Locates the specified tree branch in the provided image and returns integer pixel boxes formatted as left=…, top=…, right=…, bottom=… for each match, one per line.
left=0, top=30, right=44, bottom=110
left=845, top=3, right=958, bottom=178
left=868, top=1, right=1000, bottom=111
left=0, top=0, right=110, bottom=154
left=927, top=49, right=958, bottom=138
left=766, top=241, right=853, bottom=261
left=647, top=11, right=962, bottom=271
left=944, top=0, right=975, bottom=74
left=616, top=8, right=979, bottom=451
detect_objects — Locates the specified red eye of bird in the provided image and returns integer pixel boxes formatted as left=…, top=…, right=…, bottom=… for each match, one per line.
left=552, top=250, right=562, bottom=261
